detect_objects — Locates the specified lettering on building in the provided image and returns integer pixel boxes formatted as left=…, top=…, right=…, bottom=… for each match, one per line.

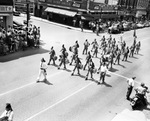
left=72, top=3, right=81, bottom=8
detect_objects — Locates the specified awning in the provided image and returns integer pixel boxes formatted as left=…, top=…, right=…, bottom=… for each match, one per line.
left=45, top=7, right=77, bottom=17
left=0, top=13, right=10, bottom=16
left=81, top=14, right=94, bottom=21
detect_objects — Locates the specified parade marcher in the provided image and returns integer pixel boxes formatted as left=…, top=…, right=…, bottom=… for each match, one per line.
left=48, top=46, right=56, bottom=65
left=92, top=43, right=98, bottom=58
left=58, top=44, right=67, bottom=69
left=83, top=51, right=92, bottom=70
left=0, top=103, right=14, bottom=121
left=109, top=51, right=115, bottom=69
left=114, top=49, right=121, bottom=65
left=37, top=58, right=48, bottom=82
left=98, top=62, right=108, bottom=84
left=129, top=45, right=135, bottom=57
left=70, top=45, right=78, bottom=65
left=91, top=39, right=98, bottom=52
left=122, top=46, right=129, bottom=61
left=135, top=42, right=140, bottom=54
left=82, top=39, right=90, bottom=55
left=126, top=77, right=136, bottom=100
left=85, top=58, right=95, bottom=80
left=71, top=54, right=81, bottom=76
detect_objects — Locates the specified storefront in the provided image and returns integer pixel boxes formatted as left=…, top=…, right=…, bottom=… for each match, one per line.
left=0, top=0, right=13, bottom=30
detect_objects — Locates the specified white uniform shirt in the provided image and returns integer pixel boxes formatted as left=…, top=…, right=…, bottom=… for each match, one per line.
left=100, top=65, right=107, bottom=73
left=127, top=78, right=134, bottom=87
left=0, top=110, right=14, bottom=121
left=40, top=62, right=47, bottom=70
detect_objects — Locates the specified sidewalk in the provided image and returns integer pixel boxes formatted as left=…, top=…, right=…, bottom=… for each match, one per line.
left=20, top=13, right=93, bottom=33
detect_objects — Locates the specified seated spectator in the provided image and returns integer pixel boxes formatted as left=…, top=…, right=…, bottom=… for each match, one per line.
left=0, top=103, right=14, bottom=121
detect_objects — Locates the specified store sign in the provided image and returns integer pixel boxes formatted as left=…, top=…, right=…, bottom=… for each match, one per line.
left=0, top=6, right=13, bottom=12
left=72, top=3, right=81, bottom=8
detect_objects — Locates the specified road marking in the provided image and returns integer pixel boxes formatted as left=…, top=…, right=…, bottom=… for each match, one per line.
left=108, top=71, right=140, bottom=84
left=24, top=82, right=93, bottom=121
left=0, top=71, right=63, bottom=97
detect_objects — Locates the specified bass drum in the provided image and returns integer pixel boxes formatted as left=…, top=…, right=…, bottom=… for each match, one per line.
left=54, top=56, right=57, bottom=60
left=65, top=52, right=69, bottom=57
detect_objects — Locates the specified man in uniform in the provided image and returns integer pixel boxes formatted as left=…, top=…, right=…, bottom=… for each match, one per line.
left=83, top=51, right=92, bottom=70
left=85, top=58, right=95, bottom=80
left=48, top=46, right=56, bottom=65
left=114, top=49, right=121, bottom=65
left=71, top=54, right=81, bottom=76
left=122, top=46, right=129, bottom=61
left=37, top=58, right=48, bottom=82
left=58, top=44, right=67, bottom=69
left=126, top=77, right=136, bottom=100
left=98, top=62, right=108, bottom=84
left=82, top=39, right=90, bottom=55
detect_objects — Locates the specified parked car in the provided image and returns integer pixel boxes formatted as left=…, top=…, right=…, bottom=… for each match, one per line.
left=136, top=22, right=144, bottom=28
left=108, top=24, right=121, bottom=34
left=123, top=22, right=132, bottom=31
left=144, top=21, right=150, bottom=27
left=13, top=11, right=21, bottom=16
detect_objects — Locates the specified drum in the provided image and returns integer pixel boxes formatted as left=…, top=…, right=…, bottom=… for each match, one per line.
left=69, top=46, right=72, bottom=52
left=65, top=52, right=68, bottom=57
left=93, top=68, right=97, bottom=74
left=79, top=63, right=83, bottom=69
left=65, top=58, right=70, bottom=64
left=54, top=56, right=57, bottom=60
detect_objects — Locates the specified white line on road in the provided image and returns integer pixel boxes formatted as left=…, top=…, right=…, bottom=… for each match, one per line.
left=24, top=82, right=94, bottom=121
left=108, top=71, right=140, bottom=84
left=0, top=71, right=63, bottom=97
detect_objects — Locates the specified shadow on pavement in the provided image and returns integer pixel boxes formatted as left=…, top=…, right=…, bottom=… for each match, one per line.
left=0, top=47, right=49, bottom=63
left=37, top=79, right=53, bottom=85
left=103, top=82, right=112, bottom=87
left=109, top=67, right=118, bottom=72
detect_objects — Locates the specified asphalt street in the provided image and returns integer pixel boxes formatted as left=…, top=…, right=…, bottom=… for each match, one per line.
left=0, top=16, right=150, bottom=121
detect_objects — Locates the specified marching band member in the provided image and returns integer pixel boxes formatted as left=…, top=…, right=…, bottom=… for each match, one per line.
left=82, top=39, right=90, bottom=55
left=83, top=51, right=91, bottom=70
left=37, top=58, right=48, bottom=82
left=98, top=62, right=108, bottom=84
left=58, top=44, right=68, bottom=70
left=48, top=46, right=56, bottom=65
left=71, top=54, right=81, bottom=76
left=85, top=58, right=95, bottom=80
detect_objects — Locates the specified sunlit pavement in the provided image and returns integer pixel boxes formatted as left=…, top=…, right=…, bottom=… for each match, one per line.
left=0, top=15, right=150, bottom=121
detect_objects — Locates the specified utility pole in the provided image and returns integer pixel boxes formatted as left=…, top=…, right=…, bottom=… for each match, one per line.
left=26, top=0, right=30, bottom=41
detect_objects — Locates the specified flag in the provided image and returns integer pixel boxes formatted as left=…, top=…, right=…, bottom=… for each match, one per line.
left=133, top=29, right=137, bottom=38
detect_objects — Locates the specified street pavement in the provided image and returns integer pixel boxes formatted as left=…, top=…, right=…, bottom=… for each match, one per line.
left=0, top=15, right=150, bottom=121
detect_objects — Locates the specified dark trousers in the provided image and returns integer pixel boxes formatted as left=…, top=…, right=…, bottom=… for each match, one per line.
left=99, top=72, right=106, bottom=83
left=126, top=86, right=133, bottom=99
left=86, top=68, right=93, bottom=78
left=73, top=64, right=80, bottom=74
left=83, top=60, right=89, bottom=70
left=48, top=56, right=55, bottom=65
left=122, top=54, right=128, bottom=61
left=59, top=58, right=66, bottom=68
left=82, top=47, right=88, bottom=54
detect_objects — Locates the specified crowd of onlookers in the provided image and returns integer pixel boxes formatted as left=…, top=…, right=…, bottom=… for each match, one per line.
left=0, top=24, right=41, bottom=56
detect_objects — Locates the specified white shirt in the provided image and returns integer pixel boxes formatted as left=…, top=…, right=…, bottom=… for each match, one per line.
left=40, top=62, right=47, bottom=70
left=0, top=110, right=14, bottom=121
left=100, top=65, right=107, bottom=73
left=127, top=78, right=134, bottom=87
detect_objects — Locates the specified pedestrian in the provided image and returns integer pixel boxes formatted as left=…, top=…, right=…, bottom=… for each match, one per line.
left=48, top=46, right=56, bottom=65
left=37, top=58, right=48, bottom=82
left=126, top=77, right=136, bottom=100
left=83, top=51, right=92, bottom=70
left=58, top=44, right=67, bottom=69
left=82, top=39, right=90, bottom=55
left=79, top=20, right=83, bottom=32
left=0, top=103, right=14, bottom=121
left=85, top=58, right=95, bottom=80
left=71, top=54, right=81, bottom=76
left=91, top=39, right=98, bottom=52
left=98, top=62, right=108, bottom=84
left=135, top=42, right=140, bottom=54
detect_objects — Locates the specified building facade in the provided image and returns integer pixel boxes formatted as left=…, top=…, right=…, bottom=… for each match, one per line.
left=0, top=0, right=13, bottom=30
